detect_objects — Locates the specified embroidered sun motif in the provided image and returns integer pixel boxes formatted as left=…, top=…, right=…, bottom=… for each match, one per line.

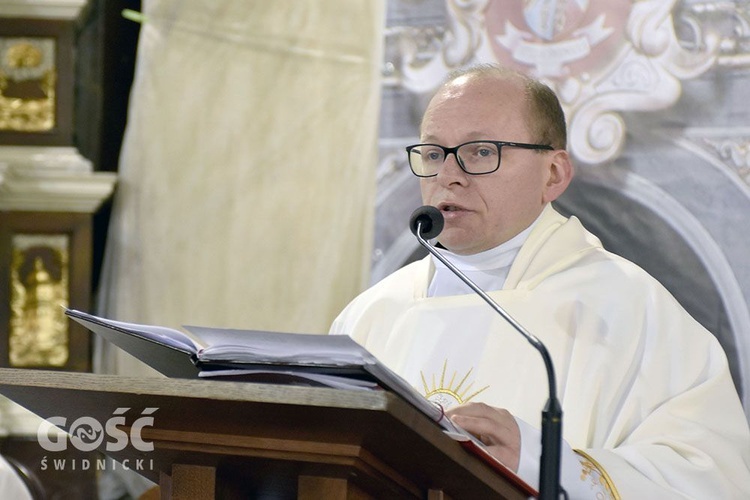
left=420, top=359, right=489, bottom=410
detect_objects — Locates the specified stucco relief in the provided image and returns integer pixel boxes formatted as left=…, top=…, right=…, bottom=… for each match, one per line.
left=398, top=0, right=720, bottom=164
left=705, top=137, right=750, bottom=183
left=687, top=130, right=750, bottom=187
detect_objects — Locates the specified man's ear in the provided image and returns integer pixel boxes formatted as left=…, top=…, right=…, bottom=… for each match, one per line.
left=542, top=150, right=574, bottom=203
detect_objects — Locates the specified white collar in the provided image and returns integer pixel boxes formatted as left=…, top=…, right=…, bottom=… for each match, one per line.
left=427, top=211, right=544, bottom=296
left=431, top=215, right=539, bottom=272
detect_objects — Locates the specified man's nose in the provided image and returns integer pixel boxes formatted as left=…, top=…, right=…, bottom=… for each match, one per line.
left=437, top=152, right=467, bottom=182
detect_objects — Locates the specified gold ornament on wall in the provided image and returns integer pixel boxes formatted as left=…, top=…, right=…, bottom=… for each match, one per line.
left=0, top=37, right=56, bottom=132
left=9, top=234, right=69, bottom=367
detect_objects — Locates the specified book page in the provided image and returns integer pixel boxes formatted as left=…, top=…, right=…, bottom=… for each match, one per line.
left=184, top=326, right=375, bottom=366
left=198, top=368, right=379, bottom=390
left=67, top=309, right=202, bottom=354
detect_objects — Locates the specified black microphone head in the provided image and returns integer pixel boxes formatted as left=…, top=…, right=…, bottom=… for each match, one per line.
left=409, top=205, right=444, bottom=239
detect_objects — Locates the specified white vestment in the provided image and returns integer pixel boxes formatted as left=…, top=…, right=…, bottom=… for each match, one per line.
left=330, top=205, right=750, bottom=498
left=0, top=455, right=31, bottom=500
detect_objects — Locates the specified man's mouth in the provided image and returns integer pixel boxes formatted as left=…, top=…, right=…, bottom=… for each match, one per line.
left=437, top=203, right=466, bottom=213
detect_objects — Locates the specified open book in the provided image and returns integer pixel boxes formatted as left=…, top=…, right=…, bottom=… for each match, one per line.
left=66, top=308, right=447, bottom=428
left=67, top=308, right=536, bottom=496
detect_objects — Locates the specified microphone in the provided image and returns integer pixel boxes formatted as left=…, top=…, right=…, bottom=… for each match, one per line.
left=409, top=205, right=444, bottom=240
left=409, top=205, right=563, bottom=500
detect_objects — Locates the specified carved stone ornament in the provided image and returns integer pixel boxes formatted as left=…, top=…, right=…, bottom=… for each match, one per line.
left=0, top=0, right=89, bottom=20
left=398, top=0, right=720, bottom=165
left=0, top=146, right=116, bottom=212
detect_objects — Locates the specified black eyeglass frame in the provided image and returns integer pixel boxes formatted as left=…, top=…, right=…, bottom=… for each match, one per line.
left=405, top=140, right=554, bottom=178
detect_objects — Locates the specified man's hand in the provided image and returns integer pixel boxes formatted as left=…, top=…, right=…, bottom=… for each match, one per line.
left=446, top=402, right=521, bottom=471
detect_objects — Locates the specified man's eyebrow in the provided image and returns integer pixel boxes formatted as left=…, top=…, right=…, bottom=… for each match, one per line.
left=420, top=133, right=489, bottom=144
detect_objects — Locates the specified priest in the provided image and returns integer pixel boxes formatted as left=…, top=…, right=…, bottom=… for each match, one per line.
left=330, top=64, right=750, bottom=498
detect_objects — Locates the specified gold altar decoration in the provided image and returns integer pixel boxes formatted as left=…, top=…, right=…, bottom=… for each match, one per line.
left=9, top=234, right=69, bottom=367
left=0, top=37, right=56, bottom=132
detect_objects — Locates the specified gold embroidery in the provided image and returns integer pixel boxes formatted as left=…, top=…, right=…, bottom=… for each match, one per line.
left=575, top=449, right=621, bottom=500
left=420, top=359, right=489, bottom=409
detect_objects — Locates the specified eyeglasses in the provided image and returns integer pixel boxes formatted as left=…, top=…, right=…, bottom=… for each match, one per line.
left=405, top=140, right=553, bottom=177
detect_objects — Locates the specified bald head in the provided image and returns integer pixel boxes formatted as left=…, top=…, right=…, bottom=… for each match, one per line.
left=427, top=64, right=567, bottom=151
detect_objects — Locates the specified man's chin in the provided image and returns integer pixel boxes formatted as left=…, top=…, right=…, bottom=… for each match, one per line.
left=436, top=235, right=475, bottom=255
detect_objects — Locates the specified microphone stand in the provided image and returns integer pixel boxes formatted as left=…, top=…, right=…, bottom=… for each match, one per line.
left=415, top=220, right=563, bottom=500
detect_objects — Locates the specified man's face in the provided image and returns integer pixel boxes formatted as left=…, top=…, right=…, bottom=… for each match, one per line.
left=418, top=76, right=553, bottom=255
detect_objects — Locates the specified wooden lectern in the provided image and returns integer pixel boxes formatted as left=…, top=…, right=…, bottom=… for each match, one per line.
left=0, top=368, right=534, bottom=499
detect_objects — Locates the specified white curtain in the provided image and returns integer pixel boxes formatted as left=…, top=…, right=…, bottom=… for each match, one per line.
left=96, top=0, right=384, bottom=375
